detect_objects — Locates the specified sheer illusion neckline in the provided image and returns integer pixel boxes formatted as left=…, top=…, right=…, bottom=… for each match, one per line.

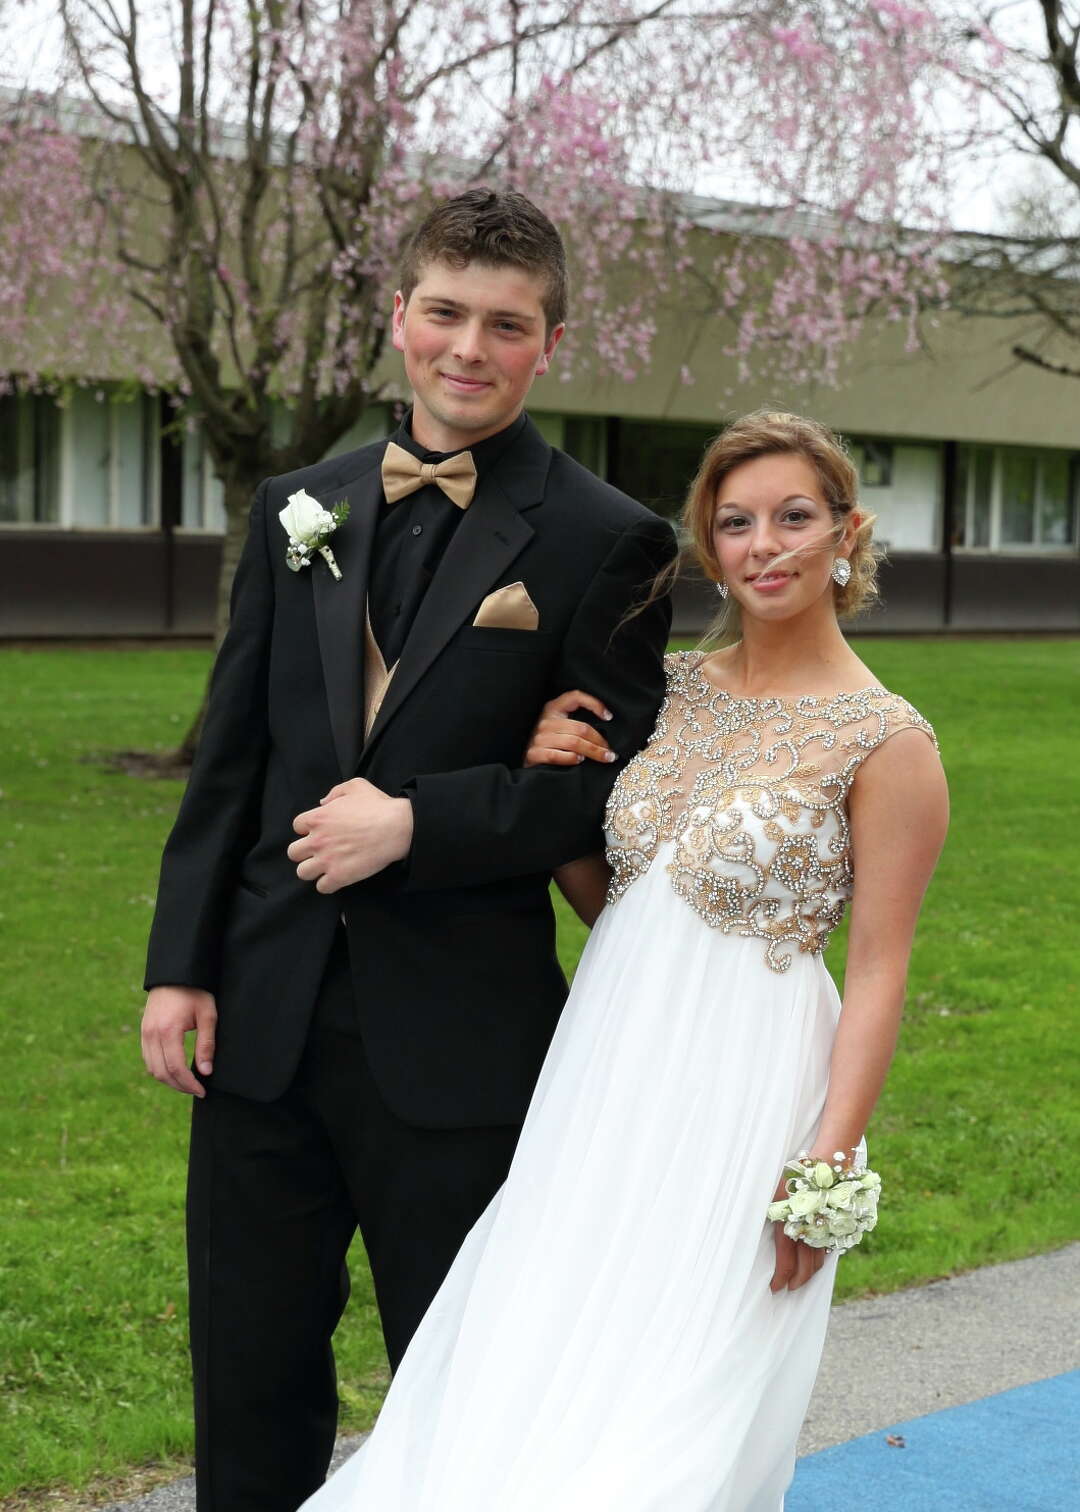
left=604, top=652, right=937, bottom=971
left=688, top=655, right=885, bottom=707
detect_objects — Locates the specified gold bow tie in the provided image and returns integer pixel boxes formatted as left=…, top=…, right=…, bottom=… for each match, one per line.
left=381, top=441, right=477, bottom=510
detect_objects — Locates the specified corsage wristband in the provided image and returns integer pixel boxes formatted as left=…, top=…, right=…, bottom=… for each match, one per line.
left=767, top=1149, right=881, bottom=1253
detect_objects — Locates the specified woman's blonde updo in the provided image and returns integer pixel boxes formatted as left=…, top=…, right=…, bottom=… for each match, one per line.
left=683, top=410, right=880, bottom=636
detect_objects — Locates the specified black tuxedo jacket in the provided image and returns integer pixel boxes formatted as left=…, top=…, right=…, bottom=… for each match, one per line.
left=145, top=416, right=675, bottom=1128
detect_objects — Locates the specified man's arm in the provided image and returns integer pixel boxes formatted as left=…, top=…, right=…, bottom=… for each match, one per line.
left=403, top=514, right=674, bottom=890
left=142, top=482, right=274, bottom=1094
left=144, top=480, right=274, bottom=992
left=285, top=514, right=674, bottom=894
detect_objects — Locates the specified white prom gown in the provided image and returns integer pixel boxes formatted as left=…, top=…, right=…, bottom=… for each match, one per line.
left=302, top=653, right=936, bottom=1511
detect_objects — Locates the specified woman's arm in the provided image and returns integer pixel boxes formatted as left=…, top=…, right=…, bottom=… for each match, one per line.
left=771, top=726, right=948, bottom=1292
left=815, top=727, right=949, bottom=1156
left=522, top=688, right=618, bottom=924
left=553, top=853, right=612, bottom=927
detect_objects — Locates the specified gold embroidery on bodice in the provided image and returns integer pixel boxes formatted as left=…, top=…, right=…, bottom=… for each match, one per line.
left=604, top=651, right=937, bottom=973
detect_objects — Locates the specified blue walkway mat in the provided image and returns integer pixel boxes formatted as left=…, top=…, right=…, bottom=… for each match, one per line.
left=787, top=1370, right=1080, bottom=1511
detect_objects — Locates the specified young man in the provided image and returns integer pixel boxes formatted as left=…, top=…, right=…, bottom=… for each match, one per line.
left=141, top=188, right=675, bottom=1511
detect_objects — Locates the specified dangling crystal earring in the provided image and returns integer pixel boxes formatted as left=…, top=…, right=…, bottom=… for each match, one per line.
left=831, top=558, right=852, bottom=587
left=716, top=580, right=729, bottom=600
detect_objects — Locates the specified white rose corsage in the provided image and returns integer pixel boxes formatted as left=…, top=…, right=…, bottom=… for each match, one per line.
left=278, top=489, right=349, bottom=580
left=767, top=1150, right=881, bottom=1253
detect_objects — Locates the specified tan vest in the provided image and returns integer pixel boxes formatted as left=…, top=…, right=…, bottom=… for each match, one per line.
left=363, top=603, right=397, bottom=741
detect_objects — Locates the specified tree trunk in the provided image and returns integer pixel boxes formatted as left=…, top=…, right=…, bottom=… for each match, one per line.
left=174, top=473, right=264, bottom=766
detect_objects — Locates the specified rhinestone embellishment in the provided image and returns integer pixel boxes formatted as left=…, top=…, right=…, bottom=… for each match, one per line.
left=603, top=652, right=937, bottom=972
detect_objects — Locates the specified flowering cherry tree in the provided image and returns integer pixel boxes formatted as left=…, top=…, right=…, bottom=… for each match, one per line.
left=0, top=104, right=99, bottom=383
left=1, top=0, right=955, bottom=757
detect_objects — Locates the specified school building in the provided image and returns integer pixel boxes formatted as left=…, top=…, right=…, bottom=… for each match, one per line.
left=2, top=228, right=1077, bottom=638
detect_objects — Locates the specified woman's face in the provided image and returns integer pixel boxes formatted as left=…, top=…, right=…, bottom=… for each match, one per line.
left=710, top=452, right=849, bottom=624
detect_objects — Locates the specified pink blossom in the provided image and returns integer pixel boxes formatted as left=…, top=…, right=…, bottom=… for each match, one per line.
left=0, top=1, right=964, bottom=422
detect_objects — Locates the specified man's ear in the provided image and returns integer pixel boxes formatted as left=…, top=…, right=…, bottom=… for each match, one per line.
left=534, top=322, right=566, bottom=377
left=391, top=291, right=408, bottom=354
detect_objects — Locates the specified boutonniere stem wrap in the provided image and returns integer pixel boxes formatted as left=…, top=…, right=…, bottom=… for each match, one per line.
left=279, top=490, right=349, bottom=580
left=767, top=1150, right=881, bottom=1253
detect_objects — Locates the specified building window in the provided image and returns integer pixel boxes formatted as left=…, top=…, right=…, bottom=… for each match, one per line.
left=1041, top=454, right=1074, bottom=545
left=319, top=403, right=393, bottom=461
left=850, top=439, right=894, bottom=488
left=848, top=438, right=942, bottom=552
left=956, top=445, right=1077, bottom=551
left=180, top=427, right=226, bottom=532
left=171, top=403, right=394, bottom=532
left=609, top=419, right=715, bottom=518
left=530, top=412, right=566, bottom=450
left=69, top=389, right=158, bottom=528
left=564, top=416, right=608, bottom=479
left=0, top=393, right=60, bottom=523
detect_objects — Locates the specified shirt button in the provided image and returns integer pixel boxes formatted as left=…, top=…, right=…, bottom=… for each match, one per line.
left=412, top=524, right=423, bottom=537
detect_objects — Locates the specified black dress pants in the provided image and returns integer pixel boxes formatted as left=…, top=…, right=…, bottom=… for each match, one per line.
left=186, top=936, right=520, bottom=1512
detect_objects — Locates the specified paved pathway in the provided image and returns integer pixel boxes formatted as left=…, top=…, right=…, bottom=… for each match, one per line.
left=789, top=1242, right=1080, bottom=1509
left=102, top=1243, right=1080, bottom=1510
left=797, top=1240, right=1079, bottom=1456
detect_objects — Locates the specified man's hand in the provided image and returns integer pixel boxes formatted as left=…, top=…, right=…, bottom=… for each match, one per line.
left=141, top=986, right=217, bottom=1097
left=288, top=778, right=414, bottom=893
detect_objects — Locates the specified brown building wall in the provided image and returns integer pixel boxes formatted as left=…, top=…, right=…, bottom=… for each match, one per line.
left=2, top=533, right=1076, bottom=639
left=870, top=557, right=950, bottom=632
left=0, top=532, right=217, bottom=637
left=949, top=556, right=1080, bottom=631
left=673, top=556, right=965, bottom=638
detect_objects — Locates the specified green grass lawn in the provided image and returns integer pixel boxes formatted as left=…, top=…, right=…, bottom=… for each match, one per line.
left=1, top=639, right=1078, bottom=1502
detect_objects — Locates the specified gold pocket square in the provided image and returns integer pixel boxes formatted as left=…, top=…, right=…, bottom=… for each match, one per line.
left=472, top=582, right=540, bottom=631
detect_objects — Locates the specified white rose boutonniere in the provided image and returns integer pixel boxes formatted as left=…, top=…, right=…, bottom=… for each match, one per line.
left=278, top=490, right=349, bottom=580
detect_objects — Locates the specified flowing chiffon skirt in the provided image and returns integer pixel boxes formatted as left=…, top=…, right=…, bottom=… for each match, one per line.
left=302, top=843, right=844, bottom=1510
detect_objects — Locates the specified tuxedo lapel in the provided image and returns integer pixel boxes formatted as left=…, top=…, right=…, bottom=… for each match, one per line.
left=362, top=418, right=550, bottom=759
left=311, top=458, right=382, bottom=779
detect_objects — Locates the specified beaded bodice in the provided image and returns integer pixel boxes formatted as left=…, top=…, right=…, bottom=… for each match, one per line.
left=604, top=651, right=937, bottom=973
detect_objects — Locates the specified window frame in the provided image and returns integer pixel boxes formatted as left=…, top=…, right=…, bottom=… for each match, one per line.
left=956, top=444, right=1079, bottom=555
left=845, top=433, right=943, bottom=554
left=848, top=437, right=894, bottom=489
left=0, top=392, right=62, bottom=527
left=108, top=392, right=161, bottom=530
left=176, top=424, right=226, bottom=534
left=0, top=390, right=161, bottom=532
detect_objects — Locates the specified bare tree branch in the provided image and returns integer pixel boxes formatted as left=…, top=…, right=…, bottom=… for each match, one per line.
left=1012, top=341, right=1080, bottom=377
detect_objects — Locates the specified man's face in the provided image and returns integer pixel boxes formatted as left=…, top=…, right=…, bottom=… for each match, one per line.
left=392, top=259, right=564, bottom=452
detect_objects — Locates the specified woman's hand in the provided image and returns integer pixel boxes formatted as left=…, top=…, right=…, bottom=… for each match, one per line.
left=768, top=1171, right=828, bottom=1293
left=524, top=690, right=617, bottom=768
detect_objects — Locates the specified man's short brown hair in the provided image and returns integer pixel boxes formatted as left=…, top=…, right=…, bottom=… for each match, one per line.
left=399, top=188, right=568, bottom=332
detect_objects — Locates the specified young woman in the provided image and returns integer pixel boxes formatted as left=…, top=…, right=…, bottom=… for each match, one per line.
left=302, top=411, right=948, bottom=1509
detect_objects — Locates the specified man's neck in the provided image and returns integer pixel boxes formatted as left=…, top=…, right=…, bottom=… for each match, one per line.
left=408, top=406, right=525, bottom=454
